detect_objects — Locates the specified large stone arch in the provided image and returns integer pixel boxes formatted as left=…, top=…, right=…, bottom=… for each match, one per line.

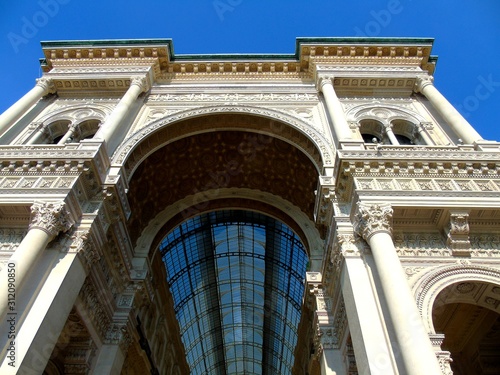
left=413, top=263, right=500, bottom=334
left=111, top=105, right=333, bottom=179
left=134, top=188, right=324, bottom=266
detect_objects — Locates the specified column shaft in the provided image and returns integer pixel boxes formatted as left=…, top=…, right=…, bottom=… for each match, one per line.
left=385, top=126, right=400, bottom=145
left=94, top=77, right=147, bottom=153
left=342, top=256, right=397, bottom=374
left=418, top=79, right=482, bottom=143
left=368, top=231, right=442, bottom=375
left=320, top=79, right=352, bottom=141
left=0, top=252, right=86, bottom=374
left=93, top=344, right=126, bottom=375
left=58, top=124, right=77, bottom=145
left=0, top=229, right=52, bottom=319
left=0, top=201, right=72, bottom=319
left=0, top=79, right=53, bottom=137
left=321, top=348, right=346, bottom=375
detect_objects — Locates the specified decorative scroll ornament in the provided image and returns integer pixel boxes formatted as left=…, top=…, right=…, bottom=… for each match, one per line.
left=354, top=203, right=393, bottom=241
left=29, top=201, right=74, bottom=239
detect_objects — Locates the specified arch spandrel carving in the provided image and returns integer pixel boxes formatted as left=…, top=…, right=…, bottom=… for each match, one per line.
left=412, top=263, right=500, bottom=334
left=111, top=105, right=333, bottom=177
left=345, top=102, right=427, bottom=125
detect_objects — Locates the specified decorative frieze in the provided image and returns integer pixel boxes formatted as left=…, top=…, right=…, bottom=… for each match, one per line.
left=354, top=177, right=500, bottom=193
left=146, top=92, right=319, bottom=103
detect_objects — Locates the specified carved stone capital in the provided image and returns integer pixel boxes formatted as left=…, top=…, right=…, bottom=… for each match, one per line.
left=354, top=203, right=393, bottom=241
left=338, top=233, right=361, bottom=258
left=415, top=75, right=434, bottom=93
left=446, top=210, right=471, bottom=255
left=69, top=231, right=101, bottom=268
left=36, top=77, right=56, bottom=94
left=105, top=323, right=132, bottom=352
left=130, top=76, right=149, bottom=92
left=316, top=75, right=334, bottom=92
left=29, top=201, right=74, bottom=239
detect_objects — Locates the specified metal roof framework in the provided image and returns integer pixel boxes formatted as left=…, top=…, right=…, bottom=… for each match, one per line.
left=160, top=210, right=308, bottom=374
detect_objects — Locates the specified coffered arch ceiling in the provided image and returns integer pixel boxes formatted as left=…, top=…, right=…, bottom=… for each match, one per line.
left=125, top=116, right=322, bottom=249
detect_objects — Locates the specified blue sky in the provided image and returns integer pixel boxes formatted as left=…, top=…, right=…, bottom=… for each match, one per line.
left=1, top=1, right=499, bottom=140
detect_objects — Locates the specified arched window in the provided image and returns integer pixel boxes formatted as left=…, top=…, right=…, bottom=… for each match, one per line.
left=359, top=119, right=385, bottom=144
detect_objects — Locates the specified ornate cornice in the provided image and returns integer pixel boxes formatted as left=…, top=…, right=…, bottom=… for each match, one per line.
left=354, top=203, right=393, bottom=241
left=29, top=201, right=74, bottom=238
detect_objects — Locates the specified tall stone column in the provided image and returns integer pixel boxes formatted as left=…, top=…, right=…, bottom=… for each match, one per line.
left=317, top=76, right=352, bottom=141
left=354, top=203, right=442, bottom=375
left=0, top=201, right=73, bottom=319
left=0, top=232, right=94, bottom=373
left=416, top=76, right=482, bottom=144
left=338, top=231, right=398, bottom=374
left=94, top=76, right=149, bottom=153
left=0, top=78, right=55, bottom=137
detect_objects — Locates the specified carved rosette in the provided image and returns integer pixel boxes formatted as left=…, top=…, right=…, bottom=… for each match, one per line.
left=354, top=203, right=393, bottom=241
left=29, top=201, right=74, bottom=239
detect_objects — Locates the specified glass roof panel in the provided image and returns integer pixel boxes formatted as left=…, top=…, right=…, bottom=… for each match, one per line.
left=160, top=210, right=308, bottom=374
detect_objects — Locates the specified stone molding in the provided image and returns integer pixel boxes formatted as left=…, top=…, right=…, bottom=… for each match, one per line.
left=29, top=201, right=74, bottom=238
left=112, top=104, right=333, bottom=168
left=413, top=263, right=500, bottom=333
left=354, top=203, right=393, bottom=241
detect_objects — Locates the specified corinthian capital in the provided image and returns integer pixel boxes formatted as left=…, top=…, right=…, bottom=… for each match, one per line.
left=36, top=77, right=56, bottom=94
left=316, top=74, right=334, bottom=92
left=415, top=75, right=434, bottom=93
left=29, top=201, right=74, bottom=239
left=354, top=203, right=393, bottom=241
left=130, top=76, right=149, bottom=92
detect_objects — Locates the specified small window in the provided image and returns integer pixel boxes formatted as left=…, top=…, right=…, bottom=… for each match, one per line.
left=395, top=134, right=413, bottom=145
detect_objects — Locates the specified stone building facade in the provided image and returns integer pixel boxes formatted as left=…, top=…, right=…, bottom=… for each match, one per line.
left=0, top=37, right=499, bottom=374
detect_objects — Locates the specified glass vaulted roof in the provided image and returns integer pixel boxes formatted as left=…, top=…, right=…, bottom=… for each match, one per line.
left=160, top=210, right=308, bottom=374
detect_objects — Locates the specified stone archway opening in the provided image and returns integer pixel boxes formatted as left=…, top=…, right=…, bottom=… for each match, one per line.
left=432, top=281, right=500, bottom=374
